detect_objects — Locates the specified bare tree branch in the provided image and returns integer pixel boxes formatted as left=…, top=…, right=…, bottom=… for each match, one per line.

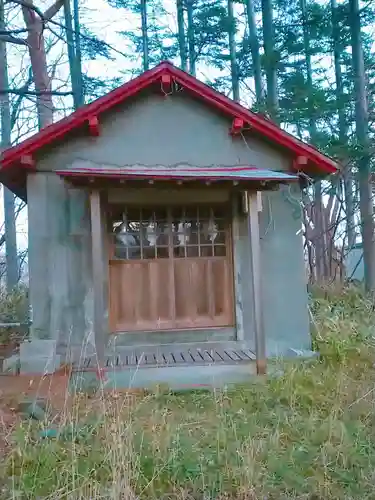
left=0, top=28, right=28, bottom=35
left=43, top=0, right=64, bottom=21
left=5, top=0, right=63, bottom=22
left=10, top=68, right=33, bottom=130
left=0, top=88, right=73, bottom=95
left=0, top=34, right=28, bottom=45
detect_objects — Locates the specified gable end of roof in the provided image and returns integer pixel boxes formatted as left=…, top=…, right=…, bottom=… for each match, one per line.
left=0, top=61, right=339, bottom=183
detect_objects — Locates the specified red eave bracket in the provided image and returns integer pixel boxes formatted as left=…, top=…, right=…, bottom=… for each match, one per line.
left=19, top=154, right=35, bottom=170
left=230, top=117, right=245, bottom=135
left=87, top=116, right=100, bottom=137
left=293, top=155, right=308, bottom=170
left=160, top=73, right=172, bottom=94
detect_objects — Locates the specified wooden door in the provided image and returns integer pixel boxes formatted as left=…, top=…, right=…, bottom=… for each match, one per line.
left=108, top=204, right=234, bottom=332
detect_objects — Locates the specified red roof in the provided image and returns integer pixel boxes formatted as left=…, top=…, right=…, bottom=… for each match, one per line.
left=0, top=61, right=338, bottom=198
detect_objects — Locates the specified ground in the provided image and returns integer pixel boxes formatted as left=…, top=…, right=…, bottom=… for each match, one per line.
left=1, top=286, right=375, bottom=499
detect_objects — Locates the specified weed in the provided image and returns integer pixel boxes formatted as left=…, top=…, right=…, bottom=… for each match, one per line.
left=2, top=286, right=375, bottom=499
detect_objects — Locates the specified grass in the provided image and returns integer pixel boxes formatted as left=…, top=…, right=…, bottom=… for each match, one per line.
left=0, top=285, right=29, bottom=343
left=3, top=285, right=375, bottom=499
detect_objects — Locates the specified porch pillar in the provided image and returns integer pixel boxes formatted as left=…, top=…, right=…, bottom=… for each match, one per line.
left=247, top=191, right=266, bottom=375
left=89, top=189, right=106, bottom=367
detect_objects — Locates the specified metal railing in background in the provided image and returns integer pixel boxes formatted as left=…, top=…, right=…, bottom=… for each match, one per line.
left=0, top=322, right=31, bottom=328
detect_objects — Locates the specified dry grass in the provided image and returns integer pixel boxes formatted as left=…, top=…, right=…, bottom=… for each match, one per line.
left=2, top=285, right=375, bottom=499
left=0, top=285, right=29, bottom=343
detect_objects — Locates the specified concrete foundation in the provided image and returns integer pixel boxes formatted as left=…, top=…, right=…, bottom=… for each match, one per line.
left=20, top=340, right=61, bottom=375
left=70, top=363, right=258, bottom=392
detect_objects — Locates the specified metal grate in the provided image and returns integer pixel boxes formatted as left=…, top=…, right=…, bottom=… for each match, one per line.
left=110, top=205, right=228, bottom=261
left=80, top=346, right=255, bottom=369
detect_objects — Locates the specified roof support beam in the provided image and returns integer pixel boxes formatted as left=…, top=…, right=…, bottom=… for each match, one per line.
left=247, top=190, right=266, bottom=375
left=89, top=189, right=106, bottom=374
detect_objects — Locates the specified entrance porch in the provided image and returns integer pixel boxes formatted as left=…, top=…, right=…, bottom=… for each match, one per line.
left=59, top=164, right=299, bottom=387
left=72, top=341, right=257, bottom=390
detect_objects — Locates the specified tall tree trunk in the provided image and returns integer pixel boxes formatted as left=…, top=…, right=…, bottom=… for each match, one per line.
left=313, top=185, right=327, bottom=281
left=261, top=0, right=278, bottom=120
left=140, top=0, right=149, bottom=71
left=0, top=0, right=18, bottom=290
left=349, top=0, right=374, bottom=292
left=331, top=0, right=355, bottom=248
left=227, top=0, right=239, bottom=101
left=186, top=0, right=196, bottom=76
left=64, top=0, right=83, bottom=108
left=72, top=0, right=84, bottom=104
left=300, top=0, right=328, bottom=281
left=21, top=1, right=56, bottom=127
left=176, top=0, right=188, bottom=71
left=244, top=0, right=264, bottom=105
